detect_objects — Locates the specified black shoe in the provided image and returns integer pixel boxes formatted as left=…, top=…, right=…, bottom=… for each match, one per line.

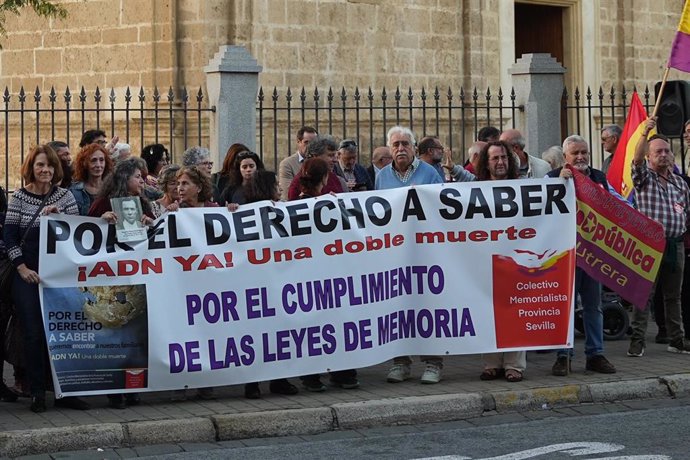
left=30, top=394, right=46, bottom=413
left=551, top=356, right=570, bottom=376
left=301, top=377, right=326, bottom=392
left=330, top=376, right=360, bottom=389
left=585, top=355, right=617, bottom=374
left=107, top=394, right=126, bottom=410
left=244, top=382, right=261, bottom=399
left=0, top=382, right=18, bottom=402
left=125, top=394, right=141, bottom=406
left=54, top=396, right=90, bottom=410
left=269, top=378, right=299, bottom=395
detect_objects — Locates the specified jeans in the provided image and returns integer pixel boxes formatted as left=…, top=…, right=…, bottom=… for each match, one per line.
left=558, top=268, right=603, bottom=358
left=631, top=240, right=685, bottom=344
left=12, top=272, right=48, bottom=396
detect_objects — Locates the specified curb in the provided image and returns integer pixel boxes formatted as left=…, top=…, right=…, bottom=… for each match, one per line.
left=0, top=377, right=684, bottom=458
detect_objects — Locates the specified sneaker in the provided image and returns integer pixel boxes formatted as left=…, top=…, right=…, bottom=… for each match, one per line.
left=585, top=355, right=616, bottom=374
left=54, top=396, right=91, bottom=410
left=269, top=378, right=299, bottom=395
left=667, top=339, right=690, bottom=354
left=551, top=356, right=570, bottom=376
left=386, top=364, right=411, bottom=383
left=301, top=377, right=327, bottom=392
left=627, top=341, right=645, bottom=357
left=420, top=363, right=442, bottom=384
left=330, top=376, right=360, bottom=389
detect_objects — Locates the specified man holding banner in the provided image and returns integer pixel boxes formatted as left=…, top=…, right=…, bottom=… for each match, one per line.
left=628, top=118, right=690, bottom=357
left=547, top=135, right=618, bottom=376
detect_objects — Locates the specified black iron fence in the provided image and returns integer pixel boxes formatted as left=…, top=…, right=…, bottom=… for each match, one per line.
left=256, top=86, right=522, bottom=171
left=4, top=82, right=687, bottom=197
left=1, top=85, right=215, bottom=193
left=562, top=84, right=688, bottom=170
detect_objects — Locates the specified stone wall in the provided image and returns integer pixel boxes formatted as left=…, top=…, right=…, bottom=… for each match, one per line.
left=0, top=0, right=686, bottom=178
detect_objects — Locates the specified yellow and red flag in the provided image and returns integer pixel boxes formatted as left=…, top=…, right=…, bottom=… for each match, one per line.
left=668, top=0, right=690, bottom=72
left=606, top=91, right=650, bottom=199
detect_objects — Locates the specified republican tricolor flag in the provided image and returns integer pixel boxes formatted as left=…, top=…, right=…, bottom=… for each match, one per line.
left=606, top=91, right=651, bottom=200
left=668, top=0, right=690, bottom=72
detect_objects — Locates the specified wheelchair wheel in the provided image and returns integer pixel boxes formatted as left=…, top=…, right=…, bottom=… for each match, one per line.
left=602, top=301, right=629, bottom=341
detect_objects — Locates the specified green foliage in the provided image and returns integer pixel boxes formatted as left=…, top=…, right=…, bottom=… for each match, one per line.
left=0, top=0, right=68, bottom=46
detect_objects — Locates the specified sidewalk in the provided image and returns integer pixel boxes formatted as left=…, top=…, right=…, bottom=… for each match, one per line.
left=1, top=330, right=689, bottom=458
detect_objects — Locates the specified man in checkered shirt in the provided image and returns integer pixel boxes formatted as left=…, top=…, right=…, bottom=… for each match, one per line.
left=628, top=117, right=690, bottom=357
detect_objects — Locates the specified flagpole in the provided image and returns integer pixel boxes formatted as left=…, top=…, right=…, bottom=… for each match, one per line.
left=652, top=67, right=671, bottom=117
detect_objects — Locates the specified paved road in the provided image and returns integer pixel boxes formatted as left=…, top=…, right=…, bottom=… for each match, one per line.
left=146, top=398, right=684, bottom=459
left=73, top=397, right=682, bottom=459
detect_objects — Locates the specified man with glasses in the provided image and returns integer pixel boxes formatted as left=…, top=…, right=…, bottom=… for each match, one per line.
left=628, top=118, right=690, bottom=357
left=601, top=125, right=622, bottom=174
left=79, top=129, right=119, bottom=155
left=417, top=136, right=476, bottom=182
left=336, top=139, right=373, bottom=191
left=279, top=126, right=318, bottom=200
left=499, top=129, right=550, bottom=179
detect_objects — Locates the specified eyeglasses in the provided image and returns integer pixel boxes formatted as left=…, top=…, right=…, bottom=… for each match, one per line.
left=199, top=161, right=214, bottom=166
left=339, top=140, right=357, bottom=149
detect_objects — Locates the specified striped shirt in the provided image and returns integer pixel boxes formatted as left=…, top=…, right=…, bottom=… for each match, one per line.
left=3, top=187, right=78, bottom=270
left=632, top=162, right=690, bottom=238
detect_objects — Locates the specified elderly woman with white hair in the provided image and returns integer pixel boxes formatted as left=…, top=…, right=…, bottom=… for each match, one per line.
left=541, top=146, right=564, bottom=171
left=182, top=146, right=218, bottom=200
left=110, top=143, right=132, bottom=163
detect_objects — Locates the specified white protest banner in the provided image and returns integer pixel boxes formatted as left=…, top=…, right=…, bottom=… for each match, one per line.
left=39, top=179, right=576, bottom=397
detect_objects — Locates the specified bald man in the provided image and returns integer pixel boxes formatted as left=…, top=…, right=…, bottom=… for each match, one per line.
left=366, top=146, right=393, bottom=185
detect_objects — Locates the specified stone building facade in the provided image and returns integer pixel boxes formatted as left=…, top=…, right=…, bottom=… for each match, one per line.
left=0, top=0, right=686, bottom=184
left=0, top=0, right=684, bottom=95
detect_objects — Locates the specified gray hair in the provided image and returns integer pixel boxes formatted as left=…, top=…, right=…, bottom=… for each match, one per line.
left=182, top=146, right=210, bottom=166
left=157, top=164, right=181, bottom=189
left=541, top=145, right=565, bottom=169
left=601, top=124, right=622, bottom=139
left=386, top=126, right=416, bottom=148
left=562, top=134, right=589, bottom=153
left=467, top=141, right=485, bottom=157
left=111, top=142, right=131, bottom=161
left=305, top=136, right=338, bottom=158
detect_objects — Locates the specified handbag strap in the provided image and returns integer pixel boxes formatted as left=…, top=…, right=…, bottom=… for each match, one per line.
left=19, top=186, right=54, bottom=247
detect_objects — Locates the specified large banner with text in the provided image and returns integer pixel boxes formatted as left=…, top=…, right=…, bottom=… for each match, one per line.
left=571, top=167, right=665, bottom=307
left=39, top=180, right=576, bottom=396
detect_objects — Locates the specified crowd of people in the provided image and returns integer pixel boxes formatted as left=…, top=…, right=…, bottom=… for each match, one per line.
left=1, top=120, right=689, bottom=413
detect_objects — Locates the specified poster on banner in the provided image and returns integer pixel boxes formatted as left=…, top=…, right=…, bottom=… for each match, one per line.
left=39, top=180, right=577, bottom=396
left=571, top=166, right=665, bottom=307
left=110, top=196, right=147, bottom=243
left=42, top=285, right=148, bottom=394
